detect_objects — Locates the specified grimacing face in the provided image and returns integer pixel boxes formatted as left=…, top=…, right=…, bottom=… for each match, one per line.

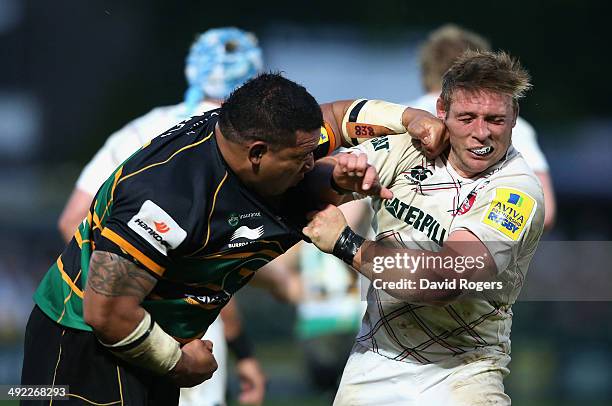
left=256, top=129, right=320, bottom=196
left=437, top=89, right=518, bottom=178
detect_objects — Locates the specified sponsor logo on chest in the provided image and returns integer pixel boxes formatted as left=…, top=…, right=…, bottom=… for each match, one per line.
left=128, top=200, right=187, bottom=255
left=227, top=211, right=262, bottom=227
left=227, top=225, right=265, bottom=248
left=384, top=197, right=447, bottom=247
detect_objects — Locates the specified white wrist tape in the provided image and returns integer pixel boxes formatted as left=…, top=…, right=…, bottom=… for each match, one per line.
left=341, top=99, right=408, bottom=146
left=100, top=311, right=182, bottom=375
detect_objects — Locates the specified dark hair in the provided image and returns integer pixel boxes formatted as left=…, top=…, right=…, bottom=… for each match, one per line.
left=219, top=73, right=323, bottom=148
left=440, top=50, right=532, bottom=112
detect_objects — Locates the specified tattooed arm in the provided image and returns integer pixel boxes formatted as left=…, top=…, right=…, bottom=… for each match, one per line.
left=83, top=250, right=158, bottom=344
left=83, top=251, right=219, bottom=385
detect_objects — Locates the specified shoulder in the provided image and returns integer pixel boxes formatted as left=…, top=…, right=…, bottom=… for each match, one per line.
left=493, top=150, right=543, bottom=197
left=475, top=153, right=544, bottom=238
left=355, top=132, right=419, bottom=156
left=483, top=152, right=544, bottom=212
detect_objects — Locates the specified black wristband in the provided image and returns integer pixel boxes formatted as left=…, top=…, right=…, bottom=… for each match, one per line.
left=333, top=226, right=366, bottom=266
left=227, top=331, right=254, bottom=360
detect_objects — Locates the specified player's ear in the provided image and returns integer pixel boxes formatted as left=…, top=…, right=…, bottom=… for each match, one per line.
left=248, top=142, right=268, bottom=166
left=511, top=102, right=519, bottom=128
left=436, top=97, right=447, bottom=120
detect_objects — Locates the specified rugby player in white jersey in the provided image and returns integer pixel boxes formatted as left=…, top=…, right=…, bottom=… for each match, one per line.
left=304, top=51, right=545, bottom=405
left=410, top=24, right=556, bottom=230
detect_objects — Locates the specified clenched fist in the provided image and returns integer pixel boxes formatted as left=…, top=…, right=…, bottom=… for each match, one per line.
left=403, top=108, right=449, bottom=159
left=168, top=339, right=218, bottom=387
left=332, top=153, right=393, bottom=199
left=303, top=205, right=348, bottom=253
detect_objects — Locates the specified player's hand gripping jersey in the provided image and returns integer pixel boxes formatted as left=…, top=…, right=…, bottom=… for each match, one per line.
left=349, top=117, right=544, bottom=363
left=34, top=110, right=336, bottom=341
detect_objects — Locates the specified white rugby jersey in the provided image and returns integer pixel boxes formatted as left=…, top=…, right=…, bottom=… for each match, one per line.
left=76, top=101, right=219, bottom=195
left=351, top=133, right=544, bottom=364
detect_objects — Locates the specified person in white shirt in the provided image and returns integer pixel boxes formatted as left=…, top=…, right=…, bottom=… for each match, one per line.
left=57, top=27, right=265, bottom=406
left=409, top=24, right=556, bottom=230
left=304, top=50, right=545, bottom=405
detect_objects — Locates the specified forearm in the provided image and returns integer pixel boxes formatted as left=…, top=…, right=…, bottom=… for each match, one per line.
left=348, top=232, right=496, bottom=303
left=537, top=172, right=556, bottom=231
left=300, top=156, right=348, bottom=206
left=351, top=241, right=462, bottom=303
left=220, top=298, right=241, bottom=340
left=85, top=294, right=146, bottom=344
left=84, top=250, right=184, bottom=375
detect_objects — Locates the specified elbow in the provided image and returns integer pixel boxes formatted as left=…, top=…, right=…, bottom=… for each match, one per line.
left=83, top=291, right=123, bottom=340
left=83, top=289, right=143, bottom=343
left=83, top=292, right=108, bottom=332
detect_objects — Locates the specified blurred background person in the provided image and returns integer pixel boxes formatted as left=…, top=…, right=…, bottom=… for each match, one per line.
left=56, top=27, right=265, bottom=406
left=255, top=200, right=371, bottom=400
left=409, top=24, right=557, bottom=230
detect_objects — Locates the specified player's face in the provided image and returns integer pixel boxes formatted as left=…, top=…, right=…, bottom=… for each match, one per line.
left=257, top=129, right=320, bottom=196
left=439, top=89, right=517, bottom=178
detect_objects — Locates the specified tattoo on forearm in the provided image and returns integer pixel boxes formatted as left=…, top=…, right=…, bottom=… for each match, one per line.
left=87, top=251, right=157, bottom=299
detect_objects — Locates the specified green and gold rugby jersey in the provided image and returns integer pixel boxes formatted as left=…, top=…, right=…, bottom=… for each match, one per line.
left=35, top=110, right=334, bottom=341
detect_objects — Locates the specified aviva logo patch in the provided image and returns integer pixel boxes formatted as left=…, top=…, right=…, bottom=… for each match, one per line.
left=507, top=193, right=524, bottom=207
left=482, top=188, right=536, bottom=240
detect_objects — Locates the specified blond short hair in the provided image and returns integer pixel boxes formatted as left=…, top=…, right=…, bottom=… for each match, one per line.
left=420, top=24, right=491, bottom=92
left=440, top=50, right=532, bottom=112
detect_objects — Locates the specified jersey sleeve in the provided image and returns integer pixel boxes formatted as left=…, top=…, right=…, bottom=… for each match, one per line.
left=94, top=154, right=206, bottom=277
left=449, top=174, right=544, bottom=275
left=313, top=122, right=340, bottom=160
left=511, top=117, right=549, bottom=173
left=340, top=99, right=409, bottom=147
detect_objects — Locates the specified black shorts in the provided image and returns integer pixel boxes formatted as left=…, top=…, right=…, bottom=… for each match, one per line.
left=20, top=305, right=179, bottom=406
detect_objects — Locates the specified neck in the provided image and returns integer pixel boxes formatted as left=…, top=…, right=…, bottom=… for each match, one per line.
left=215, top=125, right=270, bottom=200
left=447, top=147, right=510, bottom=179
left=447, top=151, right=478, bottom=178
left=215, top=125, right=247, bottom=175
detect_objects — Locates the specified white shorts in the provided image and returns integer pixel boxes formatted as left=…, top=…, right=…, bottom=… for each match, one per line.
left=334, top=343, right=510, bottom=406
left=179, top=317, right=227, bottom=406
